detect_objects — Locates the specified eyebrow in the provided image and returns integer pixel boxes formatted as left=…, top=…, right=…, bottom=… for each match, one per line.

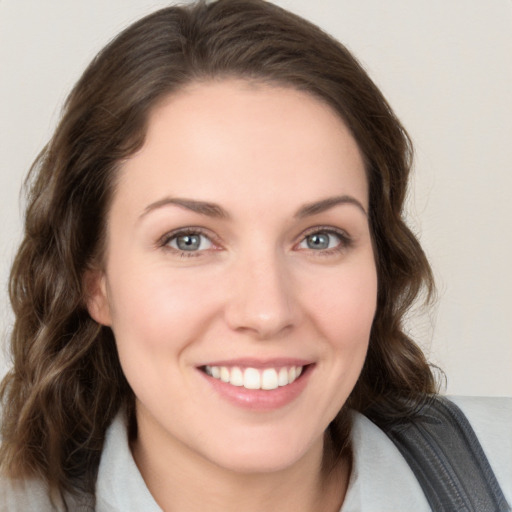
left=141, top=197, right=229, bottom=219
left=140, top=194, right=367, bottom=220
left=295, top=195, right=367, bottom=218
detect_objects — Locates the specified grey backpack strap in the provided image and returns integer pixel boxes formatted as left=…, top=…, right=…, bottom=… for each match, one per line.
left=377, top=396, right=510, bottom=512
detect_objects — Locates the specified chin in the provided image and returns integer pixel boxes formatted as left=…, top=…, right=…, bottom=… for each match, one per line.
left=197, top=426, right=323, bottom=475
left=208, top=449, right=308, bottom=475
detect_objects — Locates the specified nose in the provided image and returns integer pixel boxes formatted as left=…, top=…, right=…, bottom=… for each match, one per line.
left=224, top=250, right=299, bottom=340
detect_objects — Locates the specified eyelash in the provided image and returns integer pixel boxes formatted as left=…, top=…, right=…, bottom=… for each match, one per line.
left=158, top=227, right=219, bottom=258
left=296, top=226, right=353, bottom=256
left=157, top=226, right=353, bottom=258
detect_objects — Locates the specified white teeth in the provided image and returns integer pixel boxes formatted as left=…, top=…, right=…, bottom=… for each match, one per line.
left=261, top=368, right=278, bottom=390
left=230, top=367, right=244, bottom=386
left=244, top=368, right=261, bottom=389
left=278, top=367, right=288, bottom=386
left=204, top=365, right=305, bottom=390
left=220, top=366, right=230, bottom=383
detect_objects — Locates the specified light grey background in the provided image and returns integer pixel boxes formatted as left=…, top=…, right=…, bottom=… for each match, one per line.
left=1, top=0, right=511, bottom=396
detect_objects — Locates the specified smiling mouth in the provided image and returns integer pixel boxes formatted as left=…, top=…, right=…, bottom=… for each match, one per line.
left=201, top=365, right=306, bottom=390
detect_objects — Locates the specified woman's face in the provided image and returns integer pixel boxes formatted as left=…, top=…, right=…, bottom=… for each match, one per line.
left=88, top=80, right=377, bottom=474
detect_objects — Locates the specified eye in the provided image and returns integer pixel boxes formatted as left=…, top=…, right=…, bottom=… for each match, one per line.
left=164, top=230, right=214, bottom=252
left=297, top=229, right=350, bottom=252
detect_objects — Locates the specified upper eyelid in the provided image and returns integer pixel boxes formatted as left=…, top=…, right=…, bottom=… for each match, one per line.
left=298, top=225, right=351, bottom=240
left=156, top=225, right=352, bottom=250
left=158, top=226, right=218, bottom=247
left=294, top=226, right=353, bottom=252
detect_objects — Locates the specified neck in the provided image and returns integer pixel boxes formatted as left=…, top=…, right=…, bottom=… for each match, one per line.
left=131, top=414, right=350, bottom=512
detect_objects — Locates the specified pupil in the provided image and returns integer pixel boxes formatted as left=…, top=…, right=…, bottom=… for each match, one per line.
left=308, top=233, right=329, bottom=249
left=178, top=235, right=200, bottom=251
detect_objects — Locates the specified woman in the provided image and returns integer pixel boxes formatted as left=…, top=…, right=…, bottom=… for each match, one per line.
left=1, top=1, right=510, bottom=510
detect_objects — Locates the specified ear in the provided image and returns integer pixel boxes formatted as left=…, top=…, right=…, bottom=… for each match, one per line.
left=83, top=268, right=112, bottom=326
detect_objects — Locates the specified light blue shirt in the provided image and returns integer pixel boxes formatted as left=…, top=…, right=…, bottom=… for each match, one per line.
left=2, top=396, right=511, bottom=511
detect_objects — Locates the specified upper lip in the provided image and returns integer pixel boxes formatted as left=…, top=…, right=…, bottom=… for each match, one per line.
left=198, top=357, right=314, bottom=369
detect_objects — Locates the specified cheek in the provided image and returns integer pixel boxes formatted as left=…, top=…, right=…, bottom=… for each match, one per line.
left=106, top=265, right=224, bottom=359
left=106, top=269, right=217, bottom=400
left=306, top=259, right=378, bottom=347
left=297, top=259, right=377, bottom=425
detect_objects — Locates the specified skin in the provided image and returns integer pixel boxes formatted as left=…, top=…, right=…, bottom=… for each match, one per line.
left=87, top=80, right=378, bottom=512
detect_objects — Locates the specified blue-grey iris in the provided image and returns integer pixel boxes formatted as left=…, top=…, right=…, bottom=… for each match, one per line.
left=307, top=233, right=330, bottom=250
left=176, top=234, right=201, bottom=251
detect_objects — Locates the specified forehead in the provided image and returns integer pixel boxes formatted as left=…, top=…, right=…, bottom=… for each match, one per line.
left=116, top=79, right=368, bottom=214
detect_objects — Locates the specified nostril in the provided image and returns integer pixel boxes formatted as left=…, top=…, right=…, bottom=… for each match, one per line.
left=223, top=261, right=297, bottom=338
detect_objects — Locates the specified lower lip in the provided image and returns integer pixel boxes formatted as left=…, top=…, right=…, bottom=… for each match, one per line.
left=199, top=365, right=314, bottom=411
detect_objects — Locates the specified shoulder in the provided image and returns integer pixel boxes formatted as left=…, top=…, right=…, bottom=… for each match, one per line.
left=0, top=475, right=59, bottom=512
left=0, top=474, right=93, bottom=512
left=343, top=411, right=432, bottom=511
left=449, top=395, right=512, bottom=505
left=342, top=396, right=512, bottom=512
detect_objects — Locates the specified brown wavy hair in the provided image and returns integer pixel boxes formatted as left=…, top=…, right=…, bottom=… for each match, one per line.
left=0, top=0, right=437, bottom=505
